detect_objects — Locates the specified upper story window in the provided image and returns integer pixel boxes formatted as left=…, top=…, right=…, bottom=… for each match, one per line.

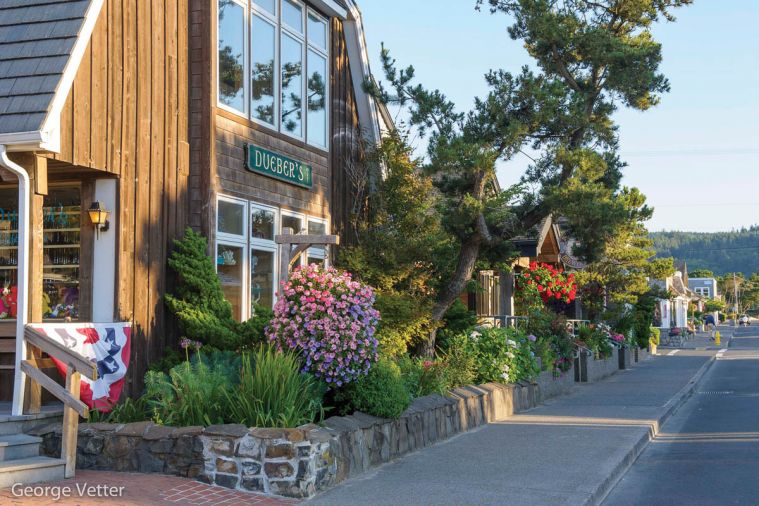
left=218, top=0, right=330, bottom=149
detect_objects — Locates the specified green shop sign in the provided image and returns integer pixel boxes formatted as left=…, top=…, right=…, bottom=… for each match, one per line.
left=244, top=144, right=313, bottom=189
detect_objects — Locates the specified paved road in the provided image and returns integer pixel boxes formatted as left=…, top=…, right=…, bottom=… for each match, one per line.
left=604, top=326, right=759, bottom=505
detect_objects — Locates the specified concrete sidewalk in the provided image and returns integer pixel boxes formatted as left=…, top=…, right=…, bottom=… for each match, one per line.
left=307, top=352, right=714, bottom=506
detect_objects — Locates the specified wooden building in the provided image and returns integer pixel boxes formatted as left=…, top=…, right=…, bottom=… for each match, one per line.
left=0, top=0, right=386, bottom=409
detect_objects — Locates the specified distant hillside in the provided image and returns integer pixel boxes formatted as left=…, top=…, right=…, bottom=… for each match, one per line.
left=651, top=226, right=759, bottom=276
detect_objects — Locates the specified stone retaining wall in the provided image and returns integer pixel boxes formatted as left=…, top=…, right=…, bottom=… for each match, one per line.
left=534, top=369, right=574, bottom=400
left=575, top=351, right=618, bottom=383
left=32, top=379, right=558, bottom=498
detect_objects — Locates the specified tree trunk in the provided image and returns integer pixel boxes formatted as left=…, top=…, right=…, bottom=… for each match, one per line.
left=421, top=235, right=482, bottom=357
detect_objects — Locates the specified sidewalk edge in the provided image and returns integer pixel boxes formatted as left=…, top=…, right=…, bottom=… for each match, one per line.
left=585, top=355, right=717, bottom=506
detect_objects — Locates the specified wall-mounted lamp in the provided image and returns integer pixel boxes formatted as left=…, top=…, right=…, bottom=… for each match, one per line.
left=87, top=201, right=110, bottom=238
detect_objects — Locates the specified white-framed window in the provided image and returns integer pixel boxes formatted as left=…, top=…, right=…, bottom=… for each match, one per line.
left=216, top=195, right=329, bottom=318
left=306, top=216, right=329, bottom=266
left=218, top=0, right=330, bottom=149
left=695, top=287, right=711, bottom=297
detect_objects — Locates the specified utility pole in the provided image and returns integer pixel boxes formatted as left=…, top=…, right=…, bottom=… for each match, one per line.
left=734, top=272, right=739, bottom=327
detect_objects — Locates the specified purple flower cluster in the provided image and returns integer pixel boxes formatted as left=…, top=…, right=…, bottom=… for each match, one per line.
left=266, top=264, right=380, bottom=386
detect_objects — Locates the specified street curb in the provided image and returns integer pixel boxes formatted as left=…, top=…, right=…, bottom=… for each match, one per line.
left=585, top=355, right=717, bottom=506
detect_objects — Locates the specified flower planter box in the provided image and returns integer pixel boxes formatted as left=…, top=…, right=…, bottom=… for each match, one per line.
left=31, top=381, right=555, bottom=499
left=638, top=347, right=649, bottom=362
left=575, top=350, right=617, bottom=383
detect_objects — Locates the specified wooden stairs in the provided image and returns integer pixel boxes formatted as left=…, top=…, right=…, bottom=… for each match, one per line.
left=0, top=409, right=65, bottom=488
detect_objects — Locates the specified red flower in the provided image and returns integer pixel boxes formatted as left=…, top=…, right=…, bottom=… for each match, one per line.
left=555, top=292, right=562, bottom=300
left=537, top=285, right=544, bottom=292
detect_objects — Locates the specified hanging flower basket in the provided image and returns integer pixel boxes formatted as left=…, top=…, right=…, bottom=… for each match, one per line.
left=516, top=262, right=577, bottom=306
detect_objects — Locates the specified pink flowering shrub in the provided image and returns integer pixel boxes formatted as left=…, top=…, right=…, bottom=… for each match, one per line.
left=267, top=264, right=381, bottom=386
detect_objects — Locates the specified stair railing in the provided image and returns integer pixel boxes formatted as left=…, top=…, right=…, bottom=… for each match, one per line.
left=20, top=325, right=97, bottom=478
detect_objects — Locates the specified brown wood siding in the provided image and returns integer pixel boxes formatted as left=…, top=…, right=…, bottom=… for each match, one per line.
left=330, top=18, right=363, bottom=245
left=47, top=0, right=190, bottom=396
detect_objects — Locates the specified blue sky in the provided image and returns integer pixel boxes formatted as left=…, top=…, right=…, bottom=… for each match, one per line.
left=359, top=0, right=759, bottom=232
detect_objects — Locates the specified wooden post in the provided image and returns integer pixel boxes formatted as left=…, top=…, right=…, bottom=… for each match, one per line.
left=61, top=367, right=81, bottom=478
left=278, top=227, right=294, bottom=289
left=500, top=270, right=515, bottom=317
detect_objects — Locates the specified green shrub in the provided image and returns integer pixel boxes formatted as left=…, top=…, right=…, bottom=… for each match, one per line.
left=649, top=327, right=660, bottom=346
left=397, top=356, right=448, bottom=397
left=436, top=299, right=478, bottom=351
left=89, top=396, right=149, bottom=424
left=225, top=346, right=324, bottom=428
left=468, top=328, right=539, bottom=384
left=335, top=359, right=411, bottom=419
left=143, top=351, right=233, bottom=427
left=165, top=229, right=271, bottom=351
left=439, top=334, right=476, bottom=388
left=373, top=292, right=435, bottom=357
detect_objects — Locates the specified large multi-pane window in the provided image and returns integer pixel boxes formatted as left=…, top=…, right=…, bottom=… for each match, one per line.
left=216, top=196, right=329, bottom=321
left=218, top=0, right=329, bottom=149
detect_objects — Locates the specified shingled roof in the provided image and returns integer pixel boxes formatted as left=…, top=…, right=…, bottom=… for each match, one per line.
left=0, top=0, right=96, bottom=137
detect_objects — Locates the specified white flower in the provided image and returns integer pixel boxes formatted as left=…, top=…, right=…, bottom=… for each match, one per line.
left=501, top=372, right=509, bottom=381
left=470, top=331, right=481, bottom=340
left=507, top=339, right=517, bottom=348
left=506, top=351, right=515, bottom=359
left=502, top=364, right=510, bottom=372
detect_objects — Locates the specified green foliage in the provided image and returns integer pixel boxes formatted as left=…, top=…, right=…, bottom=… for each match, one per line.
left=144, top=350, right=235, bottom=427
left=468, top=328, right=539, bottom=384
left=690, top=269, right=715, bottom=279
left=436, top=299, right=478, bottom=351
left=338, top=133, right=454, bottom=357
left=523, top=308, right=574, bottom=373
left=397, top=357, right=449, bottom=398
left=335, top=359, right=411, bottom=419
left=577, top=325, right=613, bottom=359
left=165, top=228, right=271, bottom=350
left=651, top=227, right=759, bottom=276
left=438, top=333, right=477, bottom=388
left=225, top=347, right=324, bottom=428
left=705, top=298, right=726, bottom=313
left=649, top=327, right=661, bottom=347
left=89, top=396, right=149, bottom=424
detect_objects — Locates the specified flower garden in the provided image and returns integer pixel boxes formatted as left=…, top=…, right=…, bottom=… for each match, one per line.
left=91, top=234, right=657, bottom=434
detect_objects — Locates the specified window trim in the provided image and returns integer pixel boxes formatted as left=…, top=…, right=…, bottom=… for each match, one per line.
left=250, top=244, right=279, bottom=313
left=216, top=194, right=249, bottom=243
left=216, top=0, right=331, bottom=150
left=250, top=201, right=279, bottom=246
left=306, top=216, right=329, bottom=266
left=216, top=0, right=249, bottom=118
left=249, top=8, right=279, bottom=129
left=215, top=240, right=250, bottom=321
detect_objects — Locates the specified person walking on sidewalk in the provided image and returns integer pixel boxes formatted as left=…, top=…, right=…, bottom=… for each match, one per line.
left=705, top=313, right=716, bottom=339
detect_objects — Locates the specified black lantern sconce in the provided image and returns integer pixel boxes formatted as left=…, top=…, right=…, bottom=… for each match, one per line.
left=87, top=201, right=110, bottom=238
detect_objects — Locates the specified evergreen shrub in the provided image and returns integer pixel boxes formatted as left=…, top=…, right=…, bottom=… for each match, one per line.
left=335, top=359, right=411, bottom=419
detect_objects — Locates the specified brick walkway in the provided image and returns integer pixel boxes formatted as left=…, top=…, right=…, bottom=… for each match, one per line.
left=0, top=471, right=298, bottom=506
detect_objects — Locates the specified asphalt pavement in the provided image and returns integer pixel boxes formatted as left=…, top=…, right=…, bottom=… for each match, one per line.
left=307, top=351, right=713, bottom=506
left=603, top=325, right=759, bottom=505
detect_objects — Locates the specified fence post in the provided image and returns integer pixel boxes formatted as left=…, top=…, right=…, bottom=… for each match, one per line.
left=61, top=368, right=81, bottom=478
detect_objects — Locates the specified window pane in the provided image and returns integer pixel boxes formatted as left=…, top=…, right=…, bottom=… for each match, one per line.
left=0, top=188, right=19, bottom=320
left=251, top=207, right=275, bottom=240
left=217, top=244, right=244, bottom=321
left=281, top=34, right=303, bottom=137
left=307, top=256, right=325, bottom=267
left=307, top=50, right=327, bottom=147
left=307, top=13, right=327, bottom=50
left=218, top=200, right=245, bottom=236
left=282, top=0, right=303, bottom=32
left=307, top=220, right=326, bottom=235
left=218, top=0, right=245, bottom=111
left=282, top=214, right=303, bottom=234
left=43, top=187, right=82, bottom=321
left=252, top=0, right=275, bottom=15
left=251, top=249, right=275, bottom=310
left=308, top=220, right=327, bottom=258
left=251, top=15, right=276, bottom=126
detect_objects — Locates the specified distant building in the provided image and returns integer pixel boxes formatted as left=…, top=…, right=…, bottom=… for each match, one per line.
left=688, top=278, right=720, bottom=300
